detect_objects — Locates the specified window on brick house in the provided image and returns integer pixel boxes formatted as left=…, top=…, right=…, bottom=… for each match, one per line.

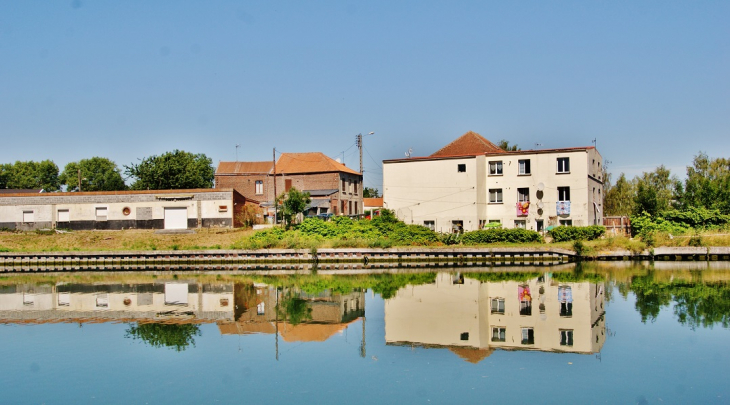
left=255, top=180, right=263, bottom=195
left=354, top=181, right=358, bottom=194
left=342, top=179, right=346, bottom=192
left=285, top=179, right=292, bottom=191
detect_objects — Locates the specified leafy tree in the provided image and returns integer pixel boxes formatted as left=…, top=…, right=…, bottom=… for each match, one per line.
left=497, top=139, right=520, bottom=151
left=277, top=187, right=311, bottom=227
left=363, top=187, right=380, bottom=198
left=604, top=173, right=635, bottom=216
left=0, top=160, right=60, bottom=191
left=680, top=152, right=730, bottom=214
left=59, top=157, right=126, bottom=192
left=633, top=165, right=679, bottom=216
left=125, top=322, right=201, bottom=351
left=125, top=150, right=214, bottom=190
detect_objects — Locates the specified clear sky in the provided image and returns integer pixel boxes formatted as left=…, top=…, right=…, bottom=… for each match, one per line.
left=1, top=1, right=728, bottom=192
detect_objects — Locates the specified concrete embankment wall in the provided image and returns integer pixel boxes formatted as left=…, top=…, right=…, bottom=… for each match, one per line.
left=1, top=246, right=729, bottom=273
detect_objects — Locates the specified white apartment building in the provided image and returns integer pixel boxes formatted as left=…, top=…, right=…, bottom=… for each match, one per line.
left=383, top=132, right=604, bottom=233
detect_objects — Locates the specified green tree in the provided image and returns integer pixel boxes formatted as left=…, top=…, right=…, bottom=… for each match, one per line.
left=276, top=290, right=312, bottom=325
left=497, top=139, right=520, bottom=151
left=125, top=150, right=214, bottom=190
left=0, top=160, right=60, bottom=191
left=633, top=165, right=678, bottom=216
left=277, top=187, right=311, bottom=227
left=604, top=173, right=636, bottom=216
left=59, top=157, right=127, bottom=192
left=363, top=187, right=380, bottom=198
left=125, top=322, right=201, bottom=351
left=681, top=152, right=730, bottom=213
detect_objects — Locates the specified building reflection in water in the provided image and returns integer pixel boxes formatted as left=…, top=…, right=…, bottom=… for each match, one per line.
left=384, top=272, right=605, bottom=362
left=0, top=272, right=603, bottom=360
left=0, top=282, right=235, bottom=323
left=218, top=284, right=365, bottom=344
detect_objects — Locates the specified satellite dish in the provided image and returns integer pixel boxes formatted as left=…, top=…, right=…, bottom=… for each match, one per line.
left=537, top=183, right=545, bottom=191
left=537, top=201, right=544, bottom=209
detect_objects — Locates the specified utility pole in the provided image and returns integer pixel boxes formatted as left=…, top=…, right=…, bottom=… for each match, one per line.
left=357, top=133, right=363, bottom=176
left=273, top=148, right=277, bottom=226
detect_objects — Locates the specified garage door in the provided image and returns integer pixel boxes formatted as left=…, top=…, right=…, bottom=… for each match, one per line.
left=164, top=207, right=188, bottom=229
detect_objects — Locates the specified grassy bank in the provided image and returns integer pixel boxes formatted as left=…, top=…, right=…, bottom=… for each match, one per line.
left=0, top=228, right=254, bottom=252
left=2, top=227, right=730, bottom=254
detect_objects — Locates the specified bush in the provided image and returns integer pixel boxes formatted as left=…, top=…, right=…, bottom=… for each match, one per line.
left=461, top=228, right=543, bottom=244
left=549, top=225, right=606, bottom=242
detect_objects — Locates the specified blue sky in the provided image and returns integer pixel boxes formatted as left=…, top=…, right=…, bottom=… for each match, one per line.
left=1, top=1, right=728, bottom=191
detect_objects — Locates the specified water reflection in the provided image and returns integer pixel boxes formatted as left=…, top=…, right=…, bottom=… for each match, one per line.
left=2, top=264, right=730, bottom=356
left=384, top=272, right=605, bottom=358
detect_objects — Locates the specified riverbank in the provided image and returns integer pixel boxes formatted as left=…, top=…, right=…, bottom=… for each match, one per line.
left=2, top=246, right=730, bottom=273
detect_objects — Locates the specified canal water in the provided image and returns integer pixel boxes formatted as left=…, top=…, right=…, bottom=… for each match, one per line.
left=1, top=262, right=729, bottom=404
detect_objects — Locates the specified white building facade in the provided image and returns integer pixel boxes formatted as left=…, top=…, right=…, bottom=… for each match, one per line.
left=383, top=132, right=604, bottom=233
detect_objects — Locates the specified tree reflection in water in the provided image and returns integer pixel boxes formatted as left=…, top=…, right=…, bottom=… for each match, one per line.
left=125, top=323, right=202, bottom=351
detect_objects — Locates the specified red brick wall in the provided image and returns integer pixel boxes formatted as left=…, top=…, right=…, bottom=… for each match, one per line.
left=215, top=174, right=268, bottom=202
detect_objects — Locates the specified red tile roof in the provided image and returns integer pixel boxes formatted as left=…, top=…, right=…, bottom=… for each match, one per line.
left=430, top=131, right=503, bottom=157
left=216, top=161, right=273, bottom=174
left=275, top=152, right=360, bottom=175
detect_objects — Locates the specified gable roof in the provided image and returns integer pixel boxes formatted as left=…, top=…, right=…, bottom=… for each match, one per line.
left=276, top=152, right=360, bottom=175
left=430, top=131, right=503, bottom=157
left=216, top=161, right=273, bottom=175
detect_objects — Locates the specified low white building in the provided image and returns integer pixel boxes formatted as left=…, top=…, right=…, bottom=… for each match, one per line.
left=383, top=132, right=604, bottom=233
left=0, top=188, right=249, bottom=231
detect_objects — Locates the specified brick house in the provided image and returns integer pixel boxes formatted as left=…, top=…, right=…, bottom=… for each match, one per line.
left=215, top=152, right=363, bottom=219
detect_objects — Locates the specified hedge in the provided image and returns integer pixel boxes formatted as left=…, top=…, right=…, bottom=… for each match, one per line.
left=548, top=225, right=605, bottom=242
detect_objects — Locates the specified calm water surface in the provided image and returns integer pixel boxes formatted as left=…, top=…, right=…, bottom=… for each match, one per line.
left=1, top=263, right=729, bottom=404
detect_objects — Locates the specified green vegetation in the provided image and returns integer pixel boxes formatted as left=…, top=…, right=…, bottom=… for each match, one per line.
left=125, top=323, right=201, bottom=351
left=0, top=160, right=60, bottom=191
left=621, top=273, right=730, bottom=329
left=461, top=228, right=543, bottom=244
left=549, top=225, right=605, bottom=242
left=124, top=149, right=214, bottom=190
left=604, top=152, right=730, bottom=244
left=235, top=210, right=440, bottom=249
left=277, top=187, right=311, bottom=228
left=59, top=157, right=126, bottom=192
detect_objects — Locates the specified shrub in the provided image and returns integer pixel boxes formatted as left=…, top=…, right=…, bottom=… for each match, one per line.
left=461, top=228, right=543, bottom=244
left=549, top=225, right=606, bottom=242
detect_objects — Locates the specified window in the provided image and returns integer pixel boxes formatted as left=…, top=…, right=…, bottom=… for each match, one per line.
left=95, top=294, right=109, bottom=308
left=536, top=219, right=544, bottom=232
left=489, top=161, right=503, bottom=175
left=95, top=207, right=108, bottom=220
left=520, top=299, right=532, bottom=315
left=341, top=179, right=346, bottom=192
left=521, top=328, right=535, bottom=345
left=560, top=301, right=573, bottom=317
left=514, top=220, right=526, bottom=229
left=424, top=220, right=435, bottom=231
left=257, top=302, right=265, bottom=315
left=560, top=219, right=573, bottom=226
left=558, top=187, right=570, bottom=202
left=22, top=210, right=34, bottom=223
left=452, top=220, right=463, bottom=233
left=557, top=157, right=570, bottom=173
left=491, top=327, right=506, bottom=342
left=285, top=179, right=292, bottom=192
left=354, top=181, right=358, bottom=194
left=58, top=209, right=70, bottom=222
left=491, top=298, right=505, bottom=314
left=517, top=188, right=530, bottom=202
left=255, top=180, right=263, bottom=195
left=460, top=332, right=469, bottom=341
left=560, top=329, right=574, bottom=346
left=457, top=164, right=466, bottom=172
left=489, top=189, right=503, bottom=203
left=518, top=159, right=531, bottom=175
left=218, top=205, right=228, bottom=212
